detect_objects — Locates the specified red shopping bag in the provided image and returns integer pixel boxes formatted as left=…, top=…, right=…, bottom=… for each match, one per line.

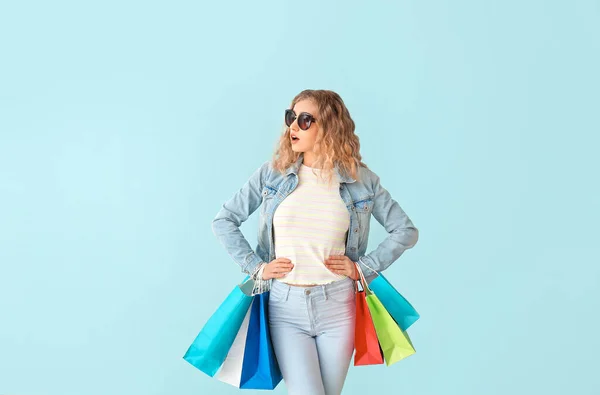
left=354, top=280, right=384, bottom=366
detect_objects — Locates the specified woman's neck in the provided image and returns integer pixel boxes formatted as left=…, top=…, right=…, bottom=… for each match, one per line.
left=302, top=152, right=319, bottom=168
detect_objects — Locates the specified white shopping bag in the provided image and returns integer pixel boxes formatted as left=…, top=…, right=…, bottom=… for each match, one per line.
left=215, top=304, right=252, bottom=387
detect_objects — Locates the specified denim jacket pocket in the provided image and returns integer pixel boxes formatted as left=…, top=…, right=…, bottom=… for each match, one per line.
left=261, top=185, right=278, bottom=213
left=353, top=198, right=374, bottom=215
left=353, top=198, right=373, bottom=227
left=353, top=197, right=374, bottom=248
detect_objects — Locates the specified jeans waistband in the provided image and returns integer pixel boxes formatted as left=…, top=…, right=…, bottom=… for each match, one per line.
left=272, top=277, right=355, bottom=301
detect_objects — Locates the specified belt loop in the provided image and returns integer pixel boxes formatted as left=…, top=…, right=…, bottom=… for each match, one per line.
left=285, top=285, right=291, bottom=301
left=322, top=284, right=327, bottom=300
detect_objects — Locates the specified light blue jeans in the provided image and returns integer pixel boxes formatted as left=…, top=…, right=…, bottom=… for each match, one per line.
left=268, top=277, right=356, bottom=395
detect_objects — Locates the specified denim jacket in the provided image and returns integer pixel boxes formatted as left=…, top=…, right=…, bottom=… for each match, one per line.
left=211, top=152, right=418, bottom=293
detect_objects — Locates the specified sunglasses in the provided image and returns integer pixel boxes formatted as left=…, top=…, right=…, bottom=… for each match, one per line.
left=285, top=109, right=317, bottom=130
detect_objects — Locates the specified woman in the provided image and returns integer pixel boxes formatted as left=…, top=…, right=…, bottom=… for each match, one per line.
left=211, top=89, right=418, bottom=395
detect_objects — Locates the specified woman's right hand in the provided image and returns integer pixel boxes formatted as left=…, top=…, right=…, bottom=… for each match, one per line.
left=262, top=258, right=294, bottom=280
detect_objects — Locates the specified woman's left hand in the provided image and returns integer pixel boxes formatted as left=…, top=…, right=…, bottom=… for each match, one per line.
left=325, top=255, right=359, bottom=280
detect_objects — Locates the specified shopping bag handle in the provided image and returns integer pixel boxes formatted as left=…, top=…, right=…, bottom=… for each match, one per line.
left=357, top=257, right=380, bottom=278
left=354, top=263, right=373, bottom=297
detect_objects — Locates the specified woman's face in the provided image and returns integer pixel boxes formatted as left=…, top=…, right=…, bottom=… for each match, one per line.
left=289, top=99, right=319, bottom=153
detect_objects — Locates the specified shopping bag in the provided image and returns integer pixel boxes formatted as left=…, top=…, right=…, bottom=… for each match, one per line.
left=183, top=276, right=254, bottom=377
left=356, top=266, right=416, bottom=366
left=369, top=274, right=420, bottom=331
left=358, top=258, right=420, bottom=331
left=215, top=306, right=253, bottom=387
left=367, top=295, right=416, bottom=365
left=354, top=279, right=384, bottom=366
left=239, top=292, right=283, bottom=389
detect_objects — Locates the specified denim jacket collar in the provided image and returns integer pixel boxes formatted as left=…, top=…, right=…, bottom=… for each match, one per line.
left=284, top=152, right=356, bottom=184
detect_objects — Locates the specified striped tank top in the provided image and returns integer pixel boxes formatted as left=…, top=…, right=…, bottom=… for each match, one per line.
left=272, top=163, right=351, bottom=285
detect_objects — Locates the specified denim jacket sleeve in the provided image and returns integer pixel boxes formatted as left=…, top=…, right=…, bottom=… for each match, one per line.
left=357, top=172, right=419, bottom=278
left=211, top=160, right=270, bottom=276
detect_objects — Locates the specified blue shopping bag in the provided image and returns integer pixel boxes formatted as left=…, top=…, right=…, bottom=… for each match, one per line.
left=369, top=273, right=420, bottom=331
left=183, top=276, right=254, bottom=377
left=239, top=291, right=283, bottom=389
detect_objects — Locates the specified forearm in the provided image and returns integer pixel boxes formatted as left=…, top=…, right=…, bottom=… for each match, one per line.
left=250, top=262, right=271, bottom=295
left=212, top=216, right=266, bottom=275
left=356, top=172, right=419, bottom=277
left=211, top=160, right=270, bottom=275
left=357, top=225, right=418, bottom=276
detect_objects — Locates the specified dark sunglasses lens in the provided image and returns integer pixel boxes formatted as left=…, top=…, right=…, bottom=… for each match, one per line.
left=298, top=113, right=312, bottom=130
left=285, top=110, right=295, bottom=127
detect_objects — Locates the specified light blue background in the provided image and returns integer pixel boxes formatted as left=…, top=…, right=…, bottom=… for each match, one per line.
left=1, top=1, right=598, bottom=394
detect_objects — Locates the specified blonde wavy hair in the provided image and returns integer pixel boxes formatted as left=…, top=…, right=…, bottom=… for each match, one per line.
left=271, top=89, right=368, bottom=185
